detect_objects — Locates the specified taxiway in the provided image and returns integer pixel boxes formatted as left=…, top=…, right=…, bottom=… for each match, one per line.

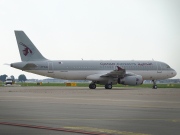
left=0, top=87, right=180, bottom=135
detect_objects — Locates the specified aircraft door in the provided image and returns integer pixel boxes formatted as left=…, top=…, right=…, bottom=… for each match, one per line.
left=156, top=62, right=162, bottom=73
left=48, top=62, right=54, bottom=73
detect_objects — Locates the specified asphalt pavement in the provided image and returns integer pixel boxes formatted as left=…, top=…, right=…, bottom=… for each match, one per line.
left=0, top=86, right=180, bottom=135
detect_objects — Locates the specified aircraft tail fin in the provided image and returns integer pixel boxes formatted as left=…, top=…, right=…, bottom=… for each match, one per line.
left=14, top=31, right=47, bottom=61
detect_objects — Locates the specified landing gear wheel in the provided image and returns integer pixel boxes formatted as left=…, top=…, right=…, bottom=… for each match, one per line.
left=89, top=84, right=96, bottom=89
left=105, top=84, right=112, bottom=89
left=153, top=85, right=157, bottom=89
left=152, top=80, right=157, bottom=89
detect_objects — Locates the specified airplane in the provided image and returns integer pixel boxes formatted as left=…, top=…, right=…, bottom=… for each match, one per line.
left=10, top=31, right=177, bottom=89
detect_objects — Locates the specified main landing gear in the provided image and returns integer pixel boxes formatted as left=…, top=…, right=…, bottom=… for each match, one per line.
left=89, top=83, right=96, bottom=89
left=152, top=80, right=157, bottom=89
left=105, top=83, right=112, bottom=89
left=89, top=83, right=113, bottom=89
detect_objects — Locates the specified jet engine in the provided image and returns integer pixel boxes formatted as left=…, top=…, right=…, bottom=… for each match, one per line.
left=118, top=75, right=143, bottom=85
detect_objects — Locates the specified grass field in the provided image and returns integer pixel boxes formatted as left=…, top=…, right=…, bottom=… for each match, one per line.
left=2, top=82, right=179, bottom=88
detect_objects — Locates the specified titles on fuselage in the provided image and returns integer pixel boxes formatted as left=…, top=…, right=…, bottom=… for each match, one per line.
left=100, top=62, right=152, bottom=66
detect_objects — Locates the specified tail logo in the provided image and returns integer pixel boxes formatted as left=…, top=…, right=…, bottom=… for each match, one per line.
left=19, top=42, right=32, bottom=56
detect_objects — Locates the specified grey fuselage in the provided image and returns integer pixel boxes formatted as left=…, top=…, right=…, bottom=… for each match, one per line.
left=11, top=60, right=176, bottom=81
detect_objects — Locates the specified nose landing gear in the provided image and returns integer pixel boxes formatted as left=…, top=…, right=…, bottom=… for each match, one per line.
left=152, top=80, right=157, bottom=89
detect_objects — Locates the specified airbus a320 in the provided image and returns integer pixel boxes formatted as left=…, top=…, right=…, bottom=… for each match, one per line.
left=11, top=31, right=177, bottom=89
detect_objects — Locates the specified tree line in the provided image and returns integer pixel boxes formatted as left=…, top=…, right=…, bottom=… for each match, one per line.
left=0, top=74, right=27, bottom=82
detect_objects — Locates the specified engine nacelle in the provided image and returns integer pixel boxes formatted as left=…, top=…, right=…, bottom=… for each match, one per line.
left=118, top=75, right=143, bottom=85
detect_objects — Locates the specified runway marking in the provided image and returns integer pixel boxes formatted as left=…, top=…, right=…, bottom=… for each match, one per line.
left=64, top=126, right=151, bottom=135
left=0, top=122, right=151, bottom=135
left=1, top=96, right=180, bottom=109
left=0, top=97, right=179, bottom=109
left=0, top=96, right=180, bottom=104
left=170, top=119, right=180, bottom=123
left=0, top=118, right=179, bottom=122
left=0, top=122, right=110, bottom=135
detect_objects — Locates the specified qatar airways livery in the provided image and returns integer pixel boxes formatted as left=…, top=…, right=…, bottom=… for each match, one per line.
left=11, top=31, right=177, bottom=89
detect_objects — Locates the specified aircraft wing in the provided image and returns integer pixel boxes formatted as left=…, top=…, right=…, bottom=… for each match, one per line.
left=100, top=66, right=126, bottom=78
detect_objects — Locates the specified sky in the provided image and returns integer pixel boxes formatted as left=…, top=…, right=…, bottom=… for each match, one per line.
left=0, top=0, right=180, bottom=79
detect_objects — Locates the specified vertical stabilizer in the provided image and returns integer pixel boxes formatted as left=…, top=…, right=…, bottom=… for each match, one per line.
left=14, top=31, right=47, bottom=61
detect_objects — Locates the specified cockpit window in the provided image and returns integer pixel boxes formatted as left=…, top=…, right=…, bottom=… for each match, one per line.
left=166, top=64, right=170, bottom=68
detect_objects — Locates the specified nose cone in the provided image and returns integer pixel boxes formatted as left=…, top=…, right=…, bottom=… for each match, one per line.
left=174, top=70, right=177, bottom=76
left=172, top=69, right=177, bottom=77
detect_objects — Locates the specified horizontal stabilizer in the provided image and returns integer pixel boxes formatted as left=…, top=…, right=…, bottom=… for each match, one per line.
left=22, top=63, right=38, bottom=70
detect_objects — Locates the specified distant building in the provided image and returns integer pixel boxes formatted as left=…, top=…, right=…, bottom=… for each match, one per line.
left=144, top=79, right=180, bottom=84
left=25, top=78, right=180, bottom=84
left=26, top=78, right=90, bottom=83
